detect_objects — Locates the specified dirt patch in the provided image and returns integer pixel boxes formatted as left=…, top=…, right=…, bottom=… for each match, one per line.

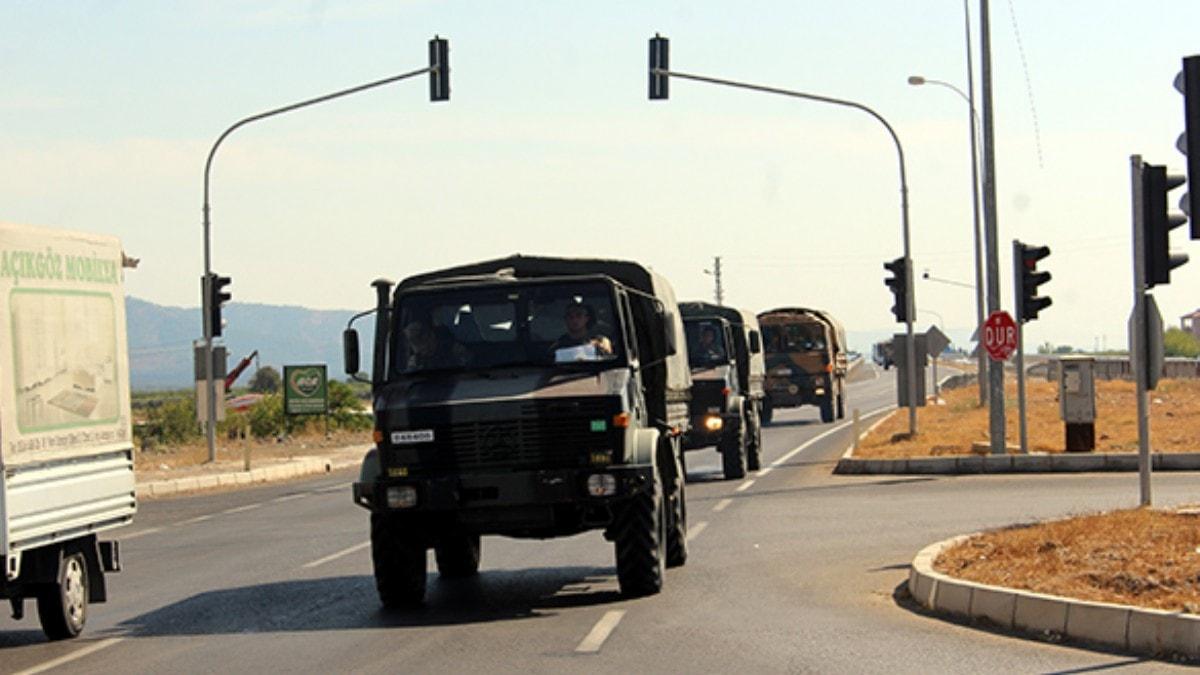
left=855, top=378, right=1200, bottom=459
left=935, top=508, right=1200, bottom=612
left=135, top=429, right=371, bottom=477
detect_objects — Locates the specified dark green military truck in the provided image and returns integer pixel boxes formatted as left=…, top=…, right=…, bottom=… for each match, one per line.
left=678, top=302, right=766, bottom=479
left=757, top=307, right=848, bottom=424
left=344, top=255, right=692, bottom=606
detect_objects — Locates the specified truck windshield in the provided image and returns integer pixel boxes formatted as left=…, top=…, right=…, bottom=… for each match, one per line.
left=762, top=324, right=826, bottom=353
left=391, top=281, right=625, bottom=376
left=685, top=319, right=728, bottom=367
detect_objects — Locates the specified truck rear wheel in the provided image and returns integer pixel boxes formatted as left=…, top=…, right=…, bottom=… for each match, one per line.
left=371, top=514, right=427, bottom=608
left=665, top=470, right=687, bottom=568
left=820, top=397, right=835, bottom=423
left=720, top=424, right=747, bottom=480
left=761, top=401, right=773, bottom=425
left=746, top=411, right=763, bottom=471
left=435, top=533, right=481, bottom=579
left=614, top=471, right=666, bottom=597
left=37, top=551, right=88, bottom=640
left=836, top=389, right=846, bottom=420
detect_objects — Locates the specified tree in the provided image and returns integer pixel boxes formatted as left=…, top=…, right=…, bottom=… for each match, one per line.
left=248, top=366, right=281, bottom=393
left=1163, top=327, right=1200, bottom=358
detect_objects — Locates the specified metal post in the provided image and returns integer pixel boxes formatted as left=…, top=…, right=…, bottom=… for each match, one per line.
left=1130, top=155, right=1152, bottom=506
left=198, top=65, right=433, bottom=464
left=1013, top=239, right=1028, bottom=454
left=852, top=408, right=861, bottom=450
left=980, top=0, right=1006, bottom=454
left=964, top=0, right=987, bottom=406
left=651, top=67, right=919, bottom=436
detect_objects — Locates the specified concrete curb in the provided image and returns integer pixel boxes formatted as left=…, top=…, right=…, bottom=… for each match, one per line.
left=135, top=455, right=363, bottom=499
left=835, top=452, right=1200, bottom=475
left=909, top=535, right=1200, bottom=659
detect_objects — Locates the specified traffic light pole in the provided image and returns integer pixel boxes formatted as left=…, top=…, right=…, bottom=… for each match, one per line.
left=1130, top=155, right=1152, bottom=506
left=650, top=67, right=919, bottom=436
left=200, top=62, right=438, bottom=463
left=1012, top=240, right=1028, bottom=454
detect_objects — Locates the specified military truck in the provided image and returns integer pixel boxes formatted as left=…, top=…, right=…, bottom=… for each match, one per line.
left=757, top=307, right=848, bottom=424
left=344, top=255, right=692, bottom=605
left=678, top=302, right=766, bottom=479
left=1, top=222, right=135, bottom=640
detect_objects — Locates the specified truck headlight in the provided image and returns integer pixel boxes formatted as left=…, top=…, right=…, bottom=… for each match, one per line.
left=703, top=415, right=724, bottom=432
left=587, top=473, right=617, bottom=497
left=386, top=485, right=418, bottom=509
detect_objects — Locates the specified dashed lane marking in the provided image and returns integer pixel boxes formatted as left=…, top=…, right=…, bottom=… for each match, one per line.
left=758, top=404, right=894, bottom=477
left=735, top=479, right=755, bottom=492
left=686, top=521, right=708, bottom=542
left=14, top=637, right=124, bottom=675
left=221, top=503, right=262, bottom=515
left=302, top=541, right=371, bottom=569
left=575, top=610, right=626, bottom=653
left=121, top=527, right=161, bottom=540
left=180, top=515, right=213, bottom=525
left=270, top=493, right=309, bottom=503
left=713, top=498, right=733, bottom=512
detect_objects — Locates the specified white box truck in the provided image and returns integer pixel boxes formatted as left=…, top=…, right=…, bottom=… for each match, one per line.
left=0, top=222, right=136, bottom=640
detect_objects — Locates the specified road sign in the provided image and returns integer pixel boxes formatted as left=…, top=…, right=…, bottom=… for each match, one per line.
left=925, top=325, right=951, bottom=357
left=284, top=364, right=329, bottom=415
left=982, top=310, right=1018, bottom=361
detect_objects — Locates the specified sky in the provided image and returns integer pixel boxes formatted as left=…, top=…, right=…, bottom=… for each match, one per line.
left=3, top=1, right=1199, bottom=354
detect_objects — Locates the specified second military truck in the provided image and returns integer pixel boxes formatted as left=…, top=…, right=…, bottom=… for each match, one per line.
left=757, top=307, right=847, bottom=424
left=679, top=302, right=766, bottom=479
left=345, top=255, right=691, bottom=605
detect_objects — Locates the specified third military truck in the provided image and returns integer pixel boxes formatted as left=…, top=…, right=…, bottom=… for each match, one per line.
left=345, top=255, right=691, bottom=605
left=678, top=302, right=766, bottom=479
left=757, top=307, right=847, bottom=424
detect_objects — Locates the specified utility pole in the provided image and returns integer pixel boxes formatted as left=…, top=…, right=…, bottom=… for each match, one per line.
left=980, top=0, right=1006, bottom=454
left=712, top=256, right=724, bottom=305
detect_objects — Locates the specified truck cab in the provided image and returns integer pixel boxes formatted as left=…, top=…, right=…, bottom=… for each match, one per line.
left=345, top=255, right=691, bottom=605
left=758, top=307, right=848, bottom=424
left=679, top=303, right=766, bottom=479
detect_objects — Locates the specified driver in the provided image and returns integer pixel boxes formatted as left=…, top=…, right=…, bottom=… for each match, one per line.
left=404, top=320, right=468, bottom=370
left=695, top=325, right=723, bottom=361
left=550, top=301, right=613, bottom=355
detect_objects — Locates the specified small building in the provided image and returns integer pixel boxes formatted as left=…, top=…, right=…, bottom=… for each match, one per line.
left=1183, top=309, right=1200, bottom=340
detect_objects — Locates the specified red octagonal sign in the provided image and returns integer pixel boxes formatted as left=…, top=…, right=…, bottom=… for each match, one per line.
left=983, top=310, right=1018, bottom=361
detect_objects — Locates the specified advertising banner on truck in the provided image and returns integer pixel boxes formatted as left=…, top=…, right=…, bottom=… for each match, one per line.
left=0, top=222, right=132, bottom=466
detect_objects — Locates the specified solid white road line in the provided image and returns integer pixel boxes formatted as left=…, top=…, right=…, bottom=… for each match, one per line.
left=221, top=503, right=262, bottom=515
left=181, top=515, right=213, bottom=525
left=302, top=541, right=371, bottom=569
left=271, top=493, right=308, bottom=503
left=14, top=637, right=124, bottom=675
left=713, top=498, right=733, bottom=512
left=121, top=527, right=162, bottom=540
left=758, top=404, right=895, bottom=478
left=686, top=521, right=708, bottom=542
left=575, top=610, right=626, bottom=653
left=735, top=479, right=755, bottom=493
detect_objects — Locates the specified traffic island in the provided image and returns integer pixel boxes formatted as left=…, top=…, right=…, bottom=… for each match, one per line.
left=908, top=508, right=1200, bottom=660
left=835, top=379, right=1200, bottom=475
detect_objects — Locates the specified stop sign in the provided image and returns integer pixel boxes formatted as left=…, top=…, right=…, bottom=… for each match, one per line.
left=983, top=310, right=1018, bottom=361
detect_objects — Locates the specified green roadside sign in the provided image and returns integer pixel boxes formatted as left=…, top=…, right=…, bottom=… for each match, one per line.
left=283, top=364, right=328, bottom=415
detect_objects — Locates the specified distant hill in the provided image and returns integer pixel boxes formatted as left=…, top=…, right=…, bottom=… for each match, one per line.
left=126, top=297, right=372, bottom=391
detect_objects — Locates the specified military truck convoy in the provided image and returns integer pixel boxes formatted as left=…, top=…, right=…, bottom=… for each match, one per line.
left=345, top=255, right=692, bottom=603
left=758, top=307, right=848, bottom=424
left=678, top=302, right=766, bottom=479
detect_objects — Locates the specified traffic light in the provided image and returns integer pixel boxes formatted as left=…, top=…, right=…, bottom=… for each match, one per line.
left=1016, top=242, right=1052, bottom=322
left=649, top=34, right=669, bottom=100
left=1176, top=55, right=1200, bottom=237
left=883, top=256, right=908, bottom=323
left=1142, top=163, right=1189, bottom=287
left=205, top=272, right=232, bottom=337
left=429, top=36, right=449, bottom=102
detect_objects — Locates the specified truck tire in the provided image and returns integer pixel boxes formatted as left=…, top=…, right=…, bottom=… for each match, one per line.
left=720, top=424, right=747, bottom=480
left=614, top=471, right=666, bottom=597
left=820, top=397, right=835, bottom=423
left=746, top=411, right=763, bottom=471
left=761, top=401, right=773, bottom=426
left=836, top=389, right=846, bottom=420
left=37, top=550, right=88, bottom=640
left=665, top=470, right=687, bottom=568
left=371, top=514, right=427, bottom=608
left=435, top=533, right=481, bottom=579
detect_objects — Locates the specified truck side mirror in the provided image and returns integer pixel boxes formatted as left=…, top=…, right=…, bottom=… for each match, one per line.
left=343, top=328, right=361, bottom=376
left=749, top=331, right=762, bottom=354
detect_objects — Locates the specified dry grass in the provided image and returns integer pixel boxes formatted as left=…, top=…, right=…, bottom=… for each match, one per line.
left=935, top=508, right=1200, bottom=612
left=135, top=429, right=371, bottom=476
left=855, top=378, right=1200, bottom=459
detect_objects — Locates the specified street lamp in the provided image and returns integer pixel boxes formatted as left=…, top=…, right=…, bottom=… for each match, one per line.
left=199, top=37, right=450, bottom=463
left=908, top=72, right=986, bottom=407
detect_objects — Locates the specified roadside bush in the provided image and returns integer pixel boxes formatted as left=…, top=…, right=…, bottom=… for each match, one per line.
left=328, top=380, right=372, bottom=431
left=249, top=394, right=284, bottom=439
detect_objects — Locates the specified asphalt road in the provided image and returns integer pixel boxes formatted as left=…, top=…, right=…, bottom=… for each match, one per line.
left=2, top=364, right=1195, bottom=673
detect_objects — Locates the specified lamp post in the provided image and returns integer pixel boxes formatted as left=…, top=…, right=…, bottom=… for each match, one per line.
left=908, top=73, right=986, bottom=407
left=648, top=44, right=919, bottom=436
left=200, top=38, right=449, bottom=463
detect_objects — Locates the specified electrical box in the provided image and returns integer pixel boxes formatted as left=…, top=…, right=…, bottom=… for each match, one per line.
left=1058, top=356, right=1096, bottom=423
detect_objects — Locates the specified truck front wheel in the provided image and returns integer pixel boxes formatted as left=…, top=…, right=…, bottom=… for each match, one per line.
left=746, top=410, right=763, bottom=471
left=665, top=469, right=687, bottom=568
left=614, top=471, right=666, bottom=597
left=37, top=551, right=88, bottom=640
left=371, top=514, right=427, bottom=608
left=720, top=424, right=747, bottom=480
left=819, top=397, right=835, bottom=423
left=435, top=533, right=481, bottom=579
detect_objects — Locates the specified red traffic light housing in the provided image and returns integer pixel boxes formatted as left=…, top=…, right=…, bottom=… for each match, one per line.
left=205, top=272, right=232, bottom=337
left=649, top=34, right=669, bottom=100
left=1016, top=242, right=1051, bottom=322
left=1176, top=55, right=1200, bottom=237
left=1142, top=163, right=1189, bottom=288
left=429, top=36, right=449, bottom=102
left=883, top=256, right=908, bottom=323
